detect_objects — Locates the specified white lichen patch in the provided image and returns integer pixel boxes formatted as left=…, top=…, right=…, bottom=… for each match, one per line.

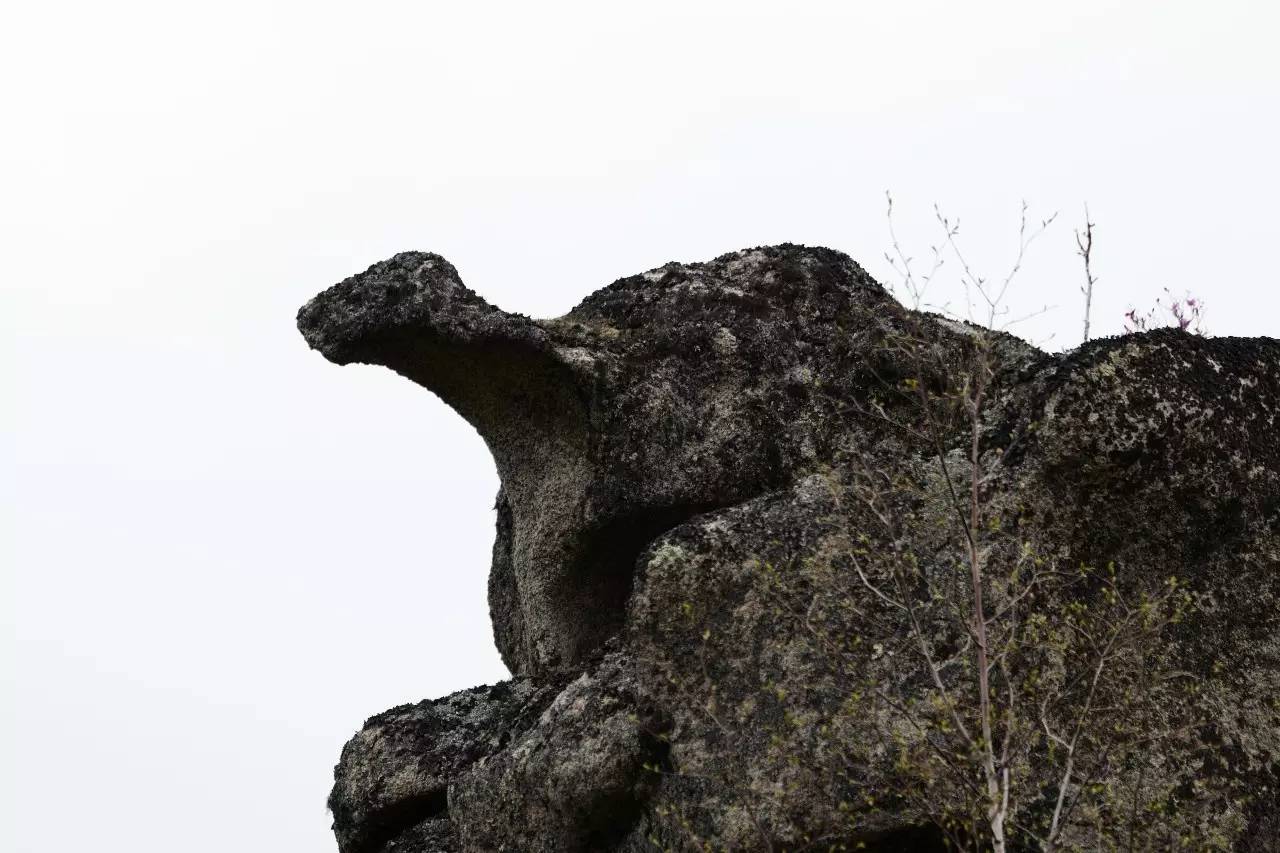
left=712, top=326, right=739, bottom=355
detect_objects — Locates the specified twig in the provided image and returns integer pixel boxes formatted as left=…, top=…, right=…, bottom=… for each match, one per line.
left=1076, top=205, right=1097, bottom=343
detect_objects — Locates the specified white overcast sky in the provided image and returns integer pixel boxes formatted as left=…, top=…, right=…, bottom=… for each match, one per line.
left=3, top=2, right=1277, bottom=851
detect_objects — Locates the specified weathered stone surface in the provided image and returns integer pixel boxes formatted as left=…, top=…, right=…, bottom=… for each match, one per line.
left=329, top=679, right=560, bottom=853
left=302, top=246, right=1279, bottom=851
left=299, top=246, right=982, bottom=679
left=450, top=651, right=666, bottom=852
left=374, top=819, right=454, bottom=853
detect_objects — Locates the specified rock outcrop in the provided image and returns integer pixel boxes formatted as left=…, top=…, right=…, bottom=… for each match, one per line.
left=300, top=245, right=1279, bottom=851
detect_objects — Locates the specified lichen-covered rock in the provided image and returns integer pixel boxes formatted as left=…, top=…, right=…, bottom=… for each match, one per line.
left=624, top=472, right=934, bottom=849
left=299, top=246, right=985, bottom=678
left=301, top=246, right=1279, bottom=851
left=374, top=820, right=455, bottom=853
left=329, top=679, right=560, bottom=853
left=997, top=332, right=1280, bottom=842
left=450, top=651, right=665, bottom=852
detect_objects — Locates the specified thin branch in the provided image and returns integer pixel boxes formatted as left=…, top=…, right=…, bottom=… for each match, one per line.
left=1076, top=204, right=1097, bottom=344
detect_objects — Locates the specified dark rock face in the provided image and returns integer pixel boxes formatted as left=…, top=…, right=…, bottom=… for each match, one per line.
left=450, top=651, right=667, bottom=852
left=328, top=679, right=561, bottom=853
left=300, top=246, right=1279, bottom=851
left=299, top=247, right=998, bottom=680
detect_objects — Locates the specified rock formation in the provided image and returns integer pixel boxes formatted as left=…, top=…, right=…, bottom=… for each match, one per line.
left=299, top=245, right=1279, bottom=851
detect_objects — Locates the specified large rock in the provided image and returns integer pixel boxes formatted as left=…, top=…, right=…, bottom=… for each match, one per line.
left=298, top=246, right=999, bottom=679
left=301, top=245, right=1279, bottom=851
